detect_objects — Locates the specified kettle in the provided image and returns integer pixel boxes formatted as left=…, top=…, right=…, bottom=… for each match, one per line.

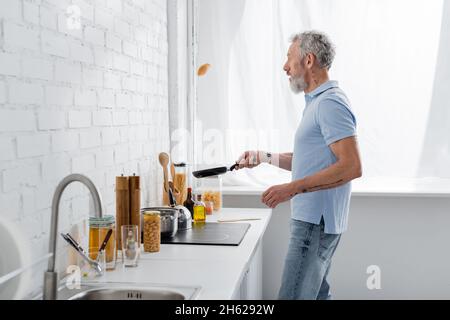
left=173, top=205, right=192, bottom=231
left=168, top=187, right=192, bottom=231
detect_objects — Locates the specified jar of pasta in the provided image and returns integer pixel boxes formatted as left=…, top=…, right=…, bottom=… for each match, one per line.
left=198, top=176, right=222, bottom=212
left=143, top=211, right=161, bottom=253
left=173, top=163, right=187, bottom=204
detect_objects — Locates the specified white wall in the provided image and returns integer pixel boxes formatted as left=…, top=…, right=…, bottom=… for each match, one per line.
left=0, top=0, right=169, bottom=297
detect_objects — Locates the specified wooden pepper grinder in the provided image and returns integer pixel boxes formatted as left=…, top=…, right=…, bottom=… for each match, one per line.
left=129, top=174, right=141, bottom=244
left=115, top=175, right=130, bottom=251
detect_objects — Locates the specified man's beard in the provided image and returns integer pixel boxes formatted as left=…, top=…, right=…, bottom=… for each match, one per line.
left=289, top=75, right=308, bottom=94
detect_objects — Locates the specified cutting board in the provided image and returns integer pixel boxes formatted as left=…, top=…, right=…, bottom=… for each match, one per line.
left=161, top=223, right=251, bottom=246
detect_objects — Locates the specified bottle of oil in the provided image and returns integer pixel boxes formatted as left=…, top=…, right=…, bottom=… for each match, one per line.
left=193, top=194, right=206, bottom=223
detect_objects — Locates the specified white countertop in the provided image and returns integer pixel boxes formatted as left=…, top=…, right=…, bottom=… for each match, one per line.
left=88, top=208, right=272, bottom=300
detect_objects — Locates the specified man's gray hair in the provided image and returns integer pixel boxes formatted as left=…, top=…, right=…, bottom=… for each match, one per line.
left=291, top=31, right=336, bottom=70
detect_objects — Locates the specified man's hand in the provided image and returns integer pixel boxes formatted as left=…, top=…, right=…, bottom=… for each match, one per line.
left=261, top=183, right=297, bottom=209
left=236, top=151, right=262, bottom=170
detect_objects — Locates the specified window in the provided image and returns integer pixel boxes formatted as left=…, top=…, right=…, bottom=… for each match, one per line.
left=195, top=0, right=448, bottom=186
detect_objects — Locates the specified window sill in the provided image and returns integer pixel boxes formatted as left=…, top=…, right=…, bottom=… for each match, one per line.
left=222, top=177, right=450, bottom=198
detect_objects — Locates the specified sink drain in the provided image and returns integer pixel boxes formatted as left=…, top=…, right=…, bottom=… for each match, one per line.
left=126, top=291, right=143, bottom=299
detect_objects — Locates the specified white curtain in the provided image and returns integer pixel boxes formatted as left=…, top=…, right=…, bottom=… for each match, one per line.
left=197, top=0, right=446, bottom=186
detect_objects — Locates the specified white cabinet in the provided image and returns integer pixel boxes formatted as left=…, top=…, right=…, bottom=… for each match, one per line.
left=224, top=194, right=290, bottom=299
left=232, top=240, right=263, bottom=300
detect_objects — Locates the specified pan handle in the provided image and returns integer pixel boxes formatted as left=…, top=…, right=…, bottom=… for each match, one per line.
left=168, top=187, right=177, bottom=207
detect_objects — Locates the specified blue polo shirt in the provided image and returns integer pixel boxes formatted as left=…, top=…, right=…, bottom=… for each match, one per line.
left=291, top=80, right=357, bottom=234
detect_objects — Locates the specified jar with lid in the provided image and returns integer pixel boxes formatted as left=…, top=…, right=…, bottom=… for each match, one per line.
left=143, top=211, right=161, bottom=253
left=89, top=215, right=116, bottom=270
left=173, top=163, right=188, bottom=204
left=197, top=175, right=223, bottom=212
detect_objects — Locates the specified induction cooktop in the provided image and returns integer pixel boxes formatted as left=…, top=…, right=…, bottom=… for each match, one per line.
left=161, top=223, right=251, bottom=246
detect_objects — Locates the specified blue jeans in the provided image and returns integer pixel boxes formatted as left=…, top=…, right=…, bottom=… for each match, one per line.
left=278, top=218, right=341, bottom=300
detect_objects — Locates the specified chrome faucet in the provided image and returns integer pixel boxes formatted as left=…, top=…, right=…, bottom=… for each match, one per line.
left=43, top=174, right=103, bottom=300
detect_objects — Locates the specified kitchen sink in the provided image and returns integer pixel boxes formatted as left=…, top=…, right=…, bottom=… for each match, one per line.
left=34, top=282, right=201, bottom=300
left=68, top=288, right=185, bottom=300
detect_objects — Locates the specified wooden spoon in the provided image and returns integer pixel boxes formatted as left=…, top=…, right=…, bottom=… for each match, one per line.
left=158, top=152, right=170, bottom=192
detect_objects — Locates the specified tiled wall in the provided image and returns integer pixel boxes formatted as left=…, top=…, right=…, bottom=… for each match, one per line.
left=0, top=0, right=169, bottom=296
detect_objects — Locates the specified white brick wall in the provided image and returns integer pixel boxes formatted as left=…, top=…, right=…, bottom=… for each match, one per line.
left=79, top=128, right=101, bottom=149
left=0, top=0, right=22, bottom=20
left=55, top=61, right=82, bottom=85
left=42, top=154, right=71, bottom=183
left=2, top=164, right=40, bottom=192
left=38, top=109, right=66, bottom=130
left=0, top=0, right=169, bottom=298
left=69, top=41, right=94, bottom=64
left=41, top=31, right=70, bottom=58
left=40, top=6, right=58, bottom=31
left=0, top=109, right=36, bottom=132
left=0, top=52, right=21, bottom=76
left=0, top=81, right=6, bottom=103
left=4, top=21, right=40, bottom=51
left=22, top=57, right=53, bottom=81
left=23, top=2, right=39, bottom=25
left=93, top=110, right=112, bottom=126
left=9, top=81, right=45, bottom=105
left=0, top=137, right=15, bottom=161
left=72, top=153, right=96, bottom=173
left=68, top=110, right=91, bottom=128
left=46, top=86, right=74, bottom=106
left=84, top=26, right=105, bottom=45
left=101, top=127, right=120, bottom=146
left=17, top=134, right=51, bottom=158
left=75, top=89, right=97, bottom=107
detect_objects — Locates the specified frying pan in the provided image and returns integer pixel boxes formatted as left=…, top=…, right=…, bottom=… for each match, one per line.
left=192, top=163, right=239, bottom=179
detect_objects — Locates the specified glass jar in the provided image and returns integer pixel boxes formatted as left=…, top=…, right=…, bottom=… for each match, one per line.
left=143, top=211, right=161, bottom=253
left=89, top=215, right=116, bottom=270
left=205, top=201, right=214, bottom=215
left=121, top=225, right=139, bottom=267
left=173, top=163, right=188, bottom=204
left=198, top=175, right=223, bottom=212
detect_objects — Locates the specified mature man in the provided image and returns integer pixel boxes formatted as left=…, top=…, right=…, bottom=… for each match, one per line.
left=236, top=31, right=362, bottom=300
